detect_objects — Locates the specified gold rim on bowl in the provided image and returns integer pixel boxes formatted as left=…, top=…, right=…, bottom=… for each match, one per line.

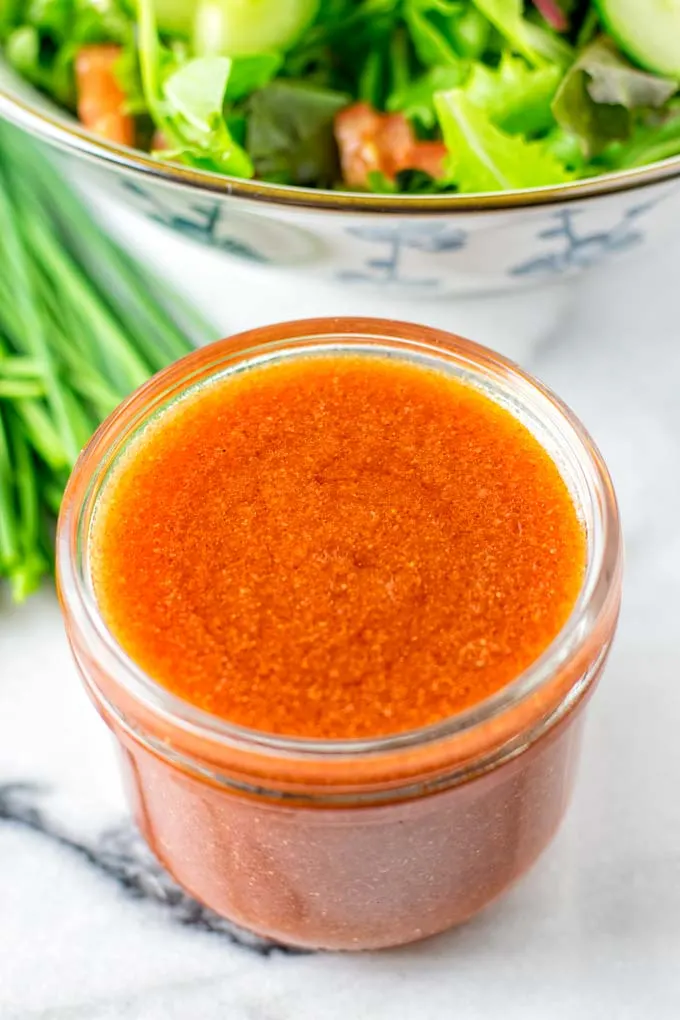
left=2, top=70, right=680, bottom=214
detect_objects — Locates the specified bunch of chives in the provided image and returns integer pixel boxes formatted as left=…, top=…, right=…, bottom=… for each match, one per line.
left=0, top=123, right=213, bottom=601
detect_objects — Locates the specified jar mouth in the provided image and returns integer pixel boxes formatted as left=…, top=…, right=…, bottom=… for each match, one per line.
left=57, top=317, right=622, bottom=766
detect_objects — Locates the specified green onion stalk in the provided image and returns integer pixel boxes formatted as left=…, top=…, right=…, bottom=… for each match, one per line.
left=0, top=122, right=213, bottom=602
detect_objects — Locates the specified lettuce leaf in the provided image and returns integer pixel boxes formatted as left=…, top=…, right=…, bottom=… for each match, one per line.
left=4, top=24, right=70, bottom=100
left=542, top=124, right=586, bottom=170
left=163, top=55, right=232, bottom=131
left=465, top=52, right=563, bottom=134
left=138, top=0, right=254, bottom=176
left=552, top=37, right=678, bottom=157
left=435, top=87, right=573, bottom=190
left=523, top=19, right=574, bottom=65
left=448, top=5, right=490, bottom=59
left=403, top=0, right=463, bottom=67
left=469, top=0, right=543, bottom=65
left=600, top=103, right=680, bottom=170
left=225, top=53, right=282, bottom=101
left=245, top=80, right=348, bottom=185
left=2, top=0, right=133, bottom=108
left=388, top=64, right=467, bottom=128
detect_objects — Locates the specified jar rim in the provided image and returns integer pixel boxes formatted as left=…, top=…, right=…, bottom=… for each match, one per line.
left=57, top=317, right=622, bottom=772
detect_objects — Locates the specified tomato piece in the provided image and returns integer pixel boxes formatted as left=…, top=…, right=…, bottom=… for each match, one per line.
left=75, top=45, right=135, bottom=147
left=378, top=113, right=416, bottom=177
left=334, top=102, right=447, bottom=188
left=407, top=140, right=448, bottom=179
left=334, top=102, right=383, bottom=188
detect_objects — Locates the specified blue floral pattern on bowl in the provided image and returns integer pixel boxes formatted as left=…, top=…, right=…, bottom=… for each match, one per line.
left=90, top=165, right=678, bottom=297
left=337, top=223, right=467, bottom=287
left=121, top=181, right=269, bottom=263
left=510, top=201, right=659, bottom=279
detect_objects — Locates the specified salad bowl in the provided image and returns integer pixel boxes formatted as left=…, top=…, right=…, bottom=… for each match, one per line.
left=3, top=49, right=679, bottom=288
left=2, top=24, right=680, bottom=357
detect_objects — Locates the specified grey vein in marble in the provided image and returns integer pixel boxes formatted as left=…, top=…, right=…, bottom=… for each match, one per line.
left=0, top=783, right=299, bottom=957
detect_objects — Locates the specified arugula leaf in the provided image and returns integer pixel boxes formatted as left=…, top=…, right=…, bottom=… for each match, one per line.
left=225, top=52, right=282, bottom=101
left=155, top=139, right=250, bottom=172
left=0, top=0, right=23, bottom=36
left=393, top=166, right=457, bottom=192
left=358, top=47, right=386, bottom=106
left=390, top=25, right=409, bottom=95
left=246, top=79, right=348, bottom=185
left=137, top=0, right=168, bottom=125
left=387, top=63, right=466, bottom=128
left=4, top=23, right=75, bottom=104
left=542, top=124, right=586, bottom=169
left=367, top=166, right=456, bottom=193
left=17, top=0, right=132, bottom=43
left=435, top=87, right=573, bottom=190
left=601, top=103, right=680, bottom=170
left=366, top=169, right=397, bottom=193
left=284, top=0, right=399, bottom=98
left=72, top=0, right=132, bottom=43
left=552, top=37, right=678, bottom=157
left=4, top=25, right=43, bottom=85
left=523, top=19, right=573, bottom=64
left=25, top=0, right=71, bottom=39
left=112, top=33, right=149, bottom=114
left=465, top=52, right=563, bottom=134
left=575, top=6, right=599, bottom=49
left=449, top=5, right=490, bottom=59
left=2, top=0, right=134, bottom=107
left=469, top=0, right=542, bottom=65
left=403, top=0, right=461, bottom=67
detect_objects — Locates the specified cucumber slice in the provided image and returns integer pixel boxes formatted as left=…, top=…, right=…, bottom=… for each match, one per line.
left=595, top=0, right=680, bottom=78
left=194, top=0, right=319, bottom=58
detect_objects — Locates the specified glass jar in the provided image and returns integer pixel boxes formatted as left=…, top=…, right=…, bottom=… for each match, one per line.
left=57, top=318, right=622, bottom=951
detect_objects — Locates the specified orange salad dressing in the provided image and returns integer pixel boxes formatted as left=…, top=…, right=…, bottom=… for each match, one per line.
left=91, top=354, right=586, bottom=740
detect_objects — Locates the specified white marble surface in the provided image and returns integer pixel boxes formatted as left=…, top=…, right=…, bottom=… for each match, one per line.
left=2, top=224, right=680, bottom=1019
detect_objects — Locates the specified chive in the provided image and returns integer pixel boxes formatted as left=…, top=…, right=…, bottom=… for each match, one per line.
left=17, top=204, right=152, bottom=393
left=0, top=170, right=82, bottom=465
left=1, top=130, right=192, bottom=353
left=6, top=410, right=48, bottom=602
left=0, top=380, right=46, bottom=399
left=0, top=120, right=206, bottom=600
left=13, top=400, right=70, bottom=472
left=0, top=358, right=45, bottom=379
left=0, top=408, right=20, bottom=572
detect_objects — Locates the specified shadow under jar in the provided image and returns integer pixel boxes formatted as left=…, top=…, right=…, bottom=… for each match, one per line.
left=56, top=318, right=622, bottom=951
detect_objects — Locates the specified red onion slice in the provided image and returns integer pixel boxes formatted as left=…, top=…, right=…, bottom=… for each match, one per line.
left=532, top=0, right=569, bottom=31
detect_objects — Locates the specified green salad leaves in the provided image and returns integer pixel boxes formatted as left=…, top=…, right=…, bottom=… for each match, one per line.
left=246, top=80, right=349, bottom=184
left=436, top=88, right=573, bottom=189
left=2, top=0, right=680, bottom=193
left=553, top=37, right=677, bottom=156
